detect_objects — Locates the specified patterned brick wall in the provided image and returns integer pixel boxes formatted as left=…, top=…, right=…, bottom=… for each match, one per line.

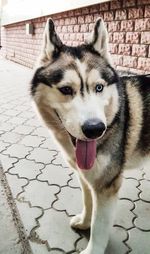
left=1, top=0, right=150, bottom=73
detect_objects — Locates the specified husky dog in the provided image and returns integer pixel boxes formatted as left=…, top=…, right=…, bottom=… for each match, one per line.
left=31, top=18, right=150, bottom=254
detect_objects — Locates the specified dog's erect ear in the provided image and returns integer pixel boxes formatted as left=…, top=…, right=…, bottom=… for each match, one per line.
left=87, top=18, right=111, bottom=63
left=38, top=18, right=62, bottom=66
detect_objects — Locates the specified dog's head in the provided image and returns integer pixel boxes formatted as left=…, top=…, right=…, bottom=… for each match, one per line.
left=31, top=18, right=120, bottom=139
left=31, top=18, right=120, bottom=169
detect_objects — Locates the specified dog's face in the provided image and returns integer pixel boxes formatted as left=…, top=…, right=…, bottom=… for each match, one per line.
left=31, top=18, right=120, bottom=142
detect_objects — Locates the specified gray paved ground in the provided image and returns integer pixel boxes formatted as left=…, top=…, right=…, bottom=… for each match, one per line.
left=0, top=58, right=150, bottom=254
left=0, top=163, right=32, bottom=254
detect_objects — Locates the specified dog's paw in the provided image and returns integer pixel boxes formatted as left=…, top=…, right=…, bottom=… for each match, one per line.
left=70, top=214, right=90, bottom=230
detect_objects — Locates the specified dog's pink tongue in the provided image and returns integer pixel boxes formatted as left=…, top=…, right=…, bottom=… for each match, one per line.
left=76, top=139, right=96, bottom=170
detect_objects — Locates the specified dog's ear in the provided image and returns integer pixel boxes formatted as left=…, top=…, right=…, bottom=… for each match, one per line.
left=38, top=18, right=62, bottom=66
left=87, top=18, right=111, bottom=63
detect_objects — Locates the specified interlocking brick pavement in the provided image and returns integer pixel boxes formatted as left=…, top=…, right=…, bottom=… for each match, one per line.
left=0, top=58, right=150, bottom=253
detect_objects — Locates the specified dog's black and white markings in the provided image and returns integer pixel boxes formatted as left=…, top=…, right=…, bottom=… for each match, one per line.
left=31, top=18, right=150, bottom=254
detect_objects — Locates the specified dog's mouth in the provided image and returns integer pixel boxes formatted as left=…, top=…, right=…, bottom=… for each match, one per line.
left=55, top=111, right=96, bottom=170
left=70, top=135, right=96, bottom=170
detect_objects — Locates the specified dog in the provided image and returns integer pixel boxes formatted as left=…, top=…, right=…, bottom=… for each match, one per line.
left=30, top=18, right=150, bottom=254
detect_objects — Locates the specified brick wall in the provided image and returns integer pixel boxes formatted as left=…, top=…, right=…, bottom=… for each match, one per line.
left=1, top=0, right=150, bottom=73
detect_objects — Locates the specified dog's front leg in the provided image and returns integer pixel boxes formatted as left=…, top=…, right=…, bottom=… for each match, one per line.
left=81, top=176, right=121, bottom=254
left=70, top=175, right=92, bottom=230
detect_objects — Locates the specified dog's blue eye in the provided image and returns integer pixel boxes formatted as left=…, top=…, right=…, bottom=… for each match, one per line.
left=59, top=86, right=73, bottom=95
left=95, top=84, right=104, bottom=93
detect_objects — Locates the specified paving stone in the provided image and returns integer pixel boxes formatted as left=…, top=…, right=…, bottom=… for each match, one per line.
left=18, top=180, right=59, bottom=209
left=38, top=164, right=71, bottom=186
left=4, top=109, right=20, bottom=116
left=22, top=101, right=31, bottom=107
left=0, top=122, right=16, bottom=131
left=0, top=115, right=10, bottom=122
left=40, top=138, right=60, bottom=151
left=143, top=160, right=150, bottom=180
left=11, top=96, right=22, bottom=101
left=18, top=96, right=30, bottom=102
left=31, top=127, right=50, bottom=137
left=0, top=103, right=15, bottom=109
left=29, top=242, right=51, bottom=254
left=13, top=125, right=35, bottom=135
left=0, top=132, right=22, bottom=143
left=52, top=152, right=69, bottom=168
left=119, top=178, right=140, bottom=201
left=68, top=173, right=80, bottom=188
left=27, top=107, right=35, bottom=113
left=3, top=144, right=33, bottom=158
left=9, top=159, right=44, bottom=179
left=143, top=168, right=150, bottom=180
left=49, top=250, right=65, bottom=254
left=14, top=105, right=30, bottom=112
left=35, top=209, right=79, bottom=252
left=123, top=168, right=143, bottom=180
left=53, top=186, right=82, bottom=216
left=25, top=118, right=41, bottom=127
left=7, top=116, right=27, bottom=125
left=0, top=154, right=18, bottom=172
left=0, top=141, right=11, bottom=152
left=6, top=173, right=28, bottom=198
left=76, top=238, right=88, bottom=253
left=134, top=200, right=150, bottom=230
left=9, top=102, right=22, bottom=107
left=20, top=136, right=45, bottom=147
left=27, top=148, right=57, bottom=164
left=114, top=199, right=135, bottom=229
left=17, top=111, right=35, bottom=119
left=12, top=94, right=25, bottom=98
left=0, top=174, right=23, bottom=254
left=127, top=228, right=150, bottom=254
left=139, top=180, right=150, bottom=202
left=105, top=226, right=128, bottom=254
left=0, top=108, right=5, bottom=113
left=0, top=95, right=6, bottom=101
left=10, top=95, right=24, bottom=100
left=16, top=201, right=42, bottom=235
left=0, top=130, right=4, bottom=135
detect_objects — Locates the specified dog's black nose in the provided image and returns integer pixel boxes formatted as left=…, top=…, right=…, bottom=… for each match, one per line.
left=82, top=119, right=106, bottom=139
